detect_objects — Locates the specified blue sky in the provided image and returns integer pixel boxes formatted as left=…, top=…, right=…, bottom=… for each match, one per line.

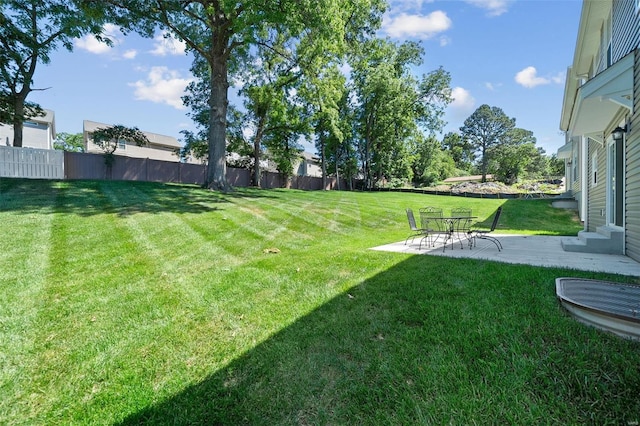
left=31, top=0, right=582, bottom=156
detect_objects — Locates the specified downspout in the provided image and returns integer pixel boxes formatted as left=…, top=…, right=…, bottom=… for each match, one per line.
left=580, top=135, right=588, bottom=227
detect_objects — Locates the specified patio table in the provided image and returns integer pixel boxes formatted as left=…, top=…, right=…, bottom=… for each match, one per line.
left=419, top=214, right=477, bottom=252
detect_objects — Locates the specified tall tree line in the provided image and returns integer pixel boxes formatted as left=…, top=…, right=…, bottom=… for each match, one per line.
left=1, top=1, right=561, bottom=189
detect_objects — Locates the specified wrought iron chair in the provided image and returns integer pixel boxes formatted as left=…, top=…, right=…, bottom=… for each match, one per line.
left=468, top=206, right=503, bottom=251
left=451, top=207, right=473, bottom=249
left=405, top=208, right=427, bottom=245
left=419, top=206, right=450, bottom=250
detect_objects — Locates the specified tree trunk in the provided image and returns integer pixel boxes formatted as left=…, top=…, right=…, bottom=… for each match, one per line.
left=11, top=43, right=39, bottom=148
left=252, top=115, right=265, bottom=187
left=481, top=144, right=488, bottom=183
left=335, top=151, right=340, bottom=191
left=206, top=53, right=230, bottom=191
left=364, top=111, right=375, bottom=189
left=11, top=96, right=26, bottom=148
left=320, top=135, right=327, bottom=190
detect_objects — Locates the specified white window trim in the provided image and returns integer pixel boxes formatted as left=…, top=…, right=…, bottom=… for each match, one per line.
left=592, top=153, right=598, bottom=187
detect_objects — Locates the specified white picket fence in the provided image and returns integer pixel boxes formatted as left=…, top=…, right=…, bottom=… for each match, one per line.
left=0, top=146, right=64, bottom=179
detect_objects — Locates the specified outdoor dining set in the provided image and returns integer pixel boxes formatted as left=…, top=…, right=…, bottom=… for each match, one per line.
left=405, top=206, right=503, bottom=252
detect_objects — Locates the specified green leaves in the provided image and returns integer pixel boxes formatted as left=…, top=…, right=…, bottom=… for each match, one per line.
left=460, top=104, right=517, bottom=182
left=0, top=0, right=107, bottom=146
left=53, top=132, right=84, bottom=152
left=91, top=124, right=150, bottom=154
left=350, top=39, right=452, bottom=188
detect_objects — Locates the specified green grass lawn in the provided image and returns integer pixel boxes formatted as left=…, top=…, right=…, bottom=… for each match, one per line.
left=1, top=178, right=639, bottom=425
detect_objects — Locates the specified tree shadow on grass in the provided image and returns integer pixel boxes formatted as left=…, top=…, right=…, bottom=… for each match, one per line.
left=0, top=178, right=279, bottom=217
left=117, top=255, right=640, bottom=425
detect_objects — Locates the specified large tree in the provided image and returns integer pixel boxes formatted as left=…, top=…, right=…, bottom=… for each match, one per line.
left=94, top=0, right=385, bottom=191
left=411, top=134, right=455, bottom=187
left=299, top=64, right=348, bottom=190
left=460, top=104, right=515, bottom=182
left=489, top=127, right=537, bottom=184
left=350, top=39, right=451, bottom=188
left=441, top=131, right=474, bottom=173
left=239, top=32, right=308, bottom=187
left=0, top=0, right=106, bottom=147
left=314, top=83, right=358, bottom=190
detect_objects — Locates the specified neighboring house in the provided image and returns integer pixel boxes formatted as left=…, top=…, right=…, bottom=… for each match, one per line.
left=296, top=151, right=322, bottom=177
left=83, top=120, right=182, bottom=163
left=0, top=109, right=56, bottom=149
left=558, top=0, right=640, bottom=260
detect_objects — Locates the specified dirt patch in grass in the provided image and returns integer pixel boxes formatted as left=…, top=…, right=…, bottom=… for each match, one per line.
left=431, top=180, right=564, bottom=195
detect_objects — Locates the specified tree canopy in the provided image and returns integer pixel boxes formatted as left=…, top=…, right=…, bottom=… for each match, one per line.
left=0, top=0, right=107, bottom=147
left=92, top=0, right=386, bottom=191
left=90, top=124, right=149, bottom=169
left=54, top=132, right=84, bottom=152
left=350, top=39, right=452, bottom=188
left=460, top=104, right=515, bottom=182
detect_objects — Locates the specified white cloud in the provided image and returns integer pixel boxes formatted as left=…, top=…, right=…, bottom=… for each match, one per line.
left=450, top=87, right=476, bottom=114
left=445, top=87, right=476, bottom=127
left=150, top=32, right=187, bottom=56
left=382, top=10, right=452, bottom=39
left=465, top=0, right=511, bottom=17
left=451, top=87, right=475, bottom=109
left=551, top=71, right=565, bottom=85
left=75, top=24, right=122, bottom=54
left=515, top=66, right=550, bottom=88
left=129, top=67, right=193, bottom=110
left=123, top=49, right=138, bottom=60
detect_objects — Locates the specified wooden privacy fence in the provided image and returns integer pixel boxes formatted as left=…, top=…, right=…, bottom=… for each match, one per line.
left=64, top=151, right=336, bottom=190
left=64, top=151, right=206, bottom=184
left=0, top=146, right=64, bottom=179
left=0, top=149, right=337, bottom=190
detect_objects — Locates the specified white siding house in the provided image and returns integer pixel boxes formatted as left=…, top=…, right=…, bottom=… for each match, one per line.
left=0, top=109, right=56, bottom=149
left=83, top=120, right=183, bottom=163
left=296, top=152, right=322, bottom=177
left=559, top=0, right=640, bottom=261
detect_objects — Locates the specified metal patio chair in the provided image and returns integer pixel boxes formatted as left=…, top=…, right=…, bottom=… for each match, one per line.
left=468, top=206, right=503, bottom=251
left=451, top=207, right=473, bottom=249
left=405, top=208, right=427, bottom=245
left=419, top=206, right=451, bottom=250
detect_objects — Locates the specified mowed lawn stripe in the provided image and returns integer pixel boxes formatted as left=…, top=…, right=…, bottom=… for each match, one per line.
left=229, top=199, right=318, bottom=245
left=12, top=183, right=362, bottom=423
left=0, top=182, right=57, bottom=422
left=100, top=184, right=241, bottom=278
left=6, top=179, right=638, bottom=425
left=261, top=190, right=365, bottom=235
left=20, top=183, right=174, bottom=422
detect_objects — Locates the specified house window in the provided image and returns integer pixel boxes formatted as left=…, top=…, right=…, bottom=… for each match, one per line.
left=572, top=151, right=578, bottom=183
left=596, top=13, right=612, bottom=71
left=592, top=153, right=598, bottom=186
left=24, top=121, right=48, bottom=130
left=117, top=138, right=126, bottom=150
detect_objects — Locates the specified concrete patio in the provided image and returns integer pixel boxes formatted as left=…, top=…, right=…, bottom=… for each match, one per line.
left=371, top=234, right=640, bottom=277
